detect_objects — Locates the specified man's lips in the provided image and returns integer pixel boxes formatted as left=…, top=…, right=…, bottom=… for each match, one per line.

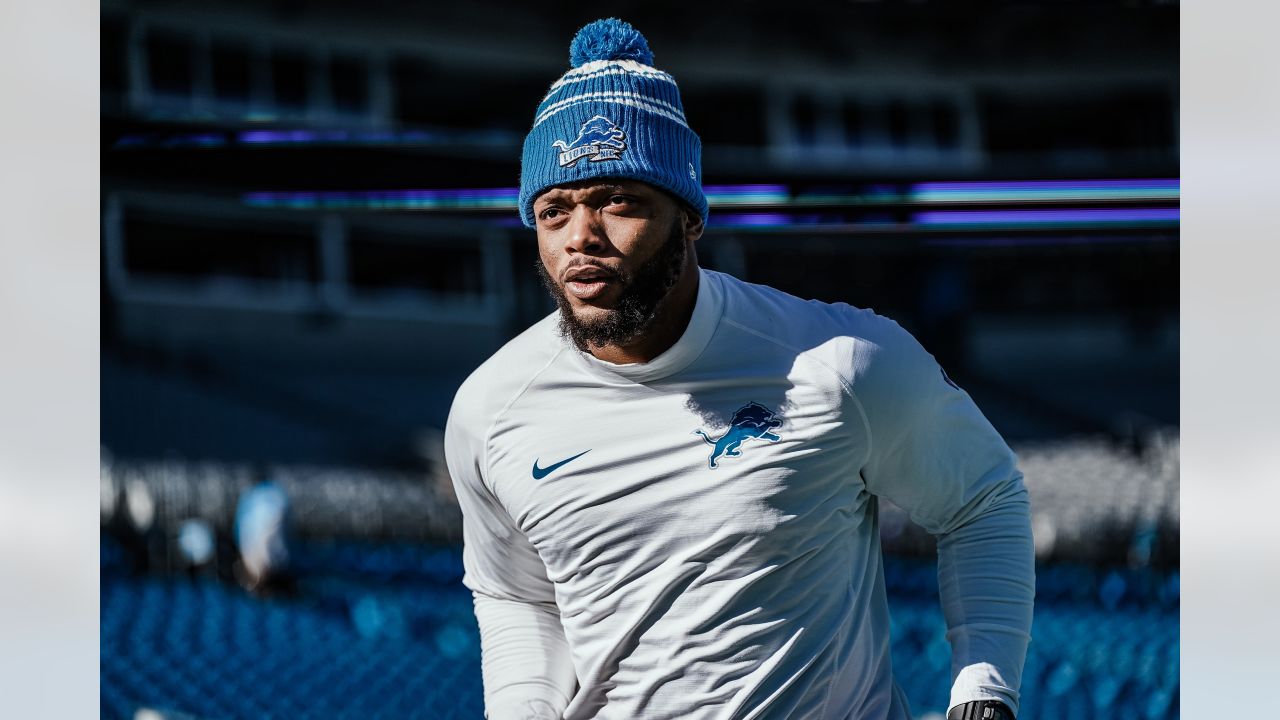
left=563, top=266, right=618, bottom=301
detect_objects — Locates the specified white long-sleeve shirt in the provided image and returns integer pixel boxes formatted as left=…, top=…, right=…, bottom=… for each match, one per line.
left=445, top=268, right=1034, bottom=720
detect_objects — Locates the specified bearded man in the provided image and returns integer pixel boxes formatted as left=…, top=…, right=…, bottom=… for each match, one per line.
left=445, top=18, right=1032, bottom=720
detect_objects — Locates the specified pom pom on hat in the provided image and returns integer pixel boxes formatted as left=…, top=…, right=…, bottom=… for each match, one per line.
left=569, top=18, right=654, bottom=67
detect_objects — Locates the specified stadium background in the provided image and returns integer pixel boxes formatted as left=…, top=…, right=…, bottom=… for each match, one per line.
left=99, top=1, right=1179, bottom=718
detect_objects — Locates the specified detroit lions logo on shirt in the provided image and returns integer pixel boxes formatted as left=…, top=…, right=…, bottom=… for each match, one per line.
left=552, top=115, right=626, bottom=168
left=692, top=402, right=783, bottom=469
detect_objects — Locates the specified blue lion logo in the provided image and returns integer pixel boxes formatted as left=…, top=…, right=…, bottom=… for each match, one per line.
left=551, top=115, right=627, bottom=168
left=693, top=402, right=783, bottom=469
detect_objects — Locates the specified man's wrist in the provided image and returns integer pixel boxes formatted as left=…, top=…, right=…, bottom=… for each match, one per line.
left=946, top=699, right=1015, bottom=720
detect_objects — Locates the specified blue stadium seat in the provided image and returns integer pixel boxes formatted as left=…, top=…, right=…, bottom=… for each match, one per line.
left=102, top=539, right=1177, bottom=719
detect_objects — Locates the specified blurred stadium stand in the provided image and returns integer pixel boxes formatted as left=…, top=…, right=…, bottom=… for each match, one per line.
left=102, top=534, right=1178, bottom=720
left=883, top=431, right=1180, bottom=567
left=100, top=428, right=1179, bottom=718
left=101, top=1, right=1177, bottom=718
left=103, top=431, right=1177, bottom=567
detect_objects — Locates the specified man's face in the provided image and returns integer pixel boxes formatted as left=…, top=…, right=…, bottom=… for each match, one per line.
left=533, top=179, right=695, bottom=351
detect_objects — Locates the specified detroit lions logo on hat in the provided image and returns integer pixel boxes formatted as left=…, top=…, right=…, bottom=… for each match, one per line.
left=552, top=115, right=626, bottom=168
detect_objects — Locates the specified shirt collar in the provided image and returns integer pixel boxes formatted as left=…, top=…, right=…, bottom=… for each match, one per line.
left=571, top=267, right=723, bottom=383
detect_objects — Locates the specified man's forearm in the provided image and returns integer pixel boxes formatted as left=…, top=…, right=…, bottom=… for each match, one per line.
left=935, top=476, right=1035, bottom=716
left=472, top=594, right=578, bottom=720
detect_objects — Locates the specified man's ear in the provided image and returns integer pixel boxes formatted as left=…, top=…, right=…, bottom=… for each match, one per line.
left=683, top=206, right=705, bottom=243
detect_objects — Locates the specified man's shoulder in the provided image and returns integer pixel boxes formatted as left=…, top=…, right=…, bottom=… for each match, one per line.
left=448, top=312, right=564, bottom=431
left=707, top=269, right=904, bottom=353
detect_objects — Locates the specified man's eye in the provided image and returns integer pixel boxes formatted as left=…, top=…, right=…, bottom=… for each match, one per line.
left=607, top=195, right=633, bottom=206
left=539, top=207, right=563, bottom=220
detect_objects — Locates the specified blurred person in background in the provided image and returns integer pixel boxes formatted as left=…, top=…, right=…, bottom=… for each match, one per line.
left=233, top=479, right=296, bottom=597
left=445, top=18, right=1032, bottom=720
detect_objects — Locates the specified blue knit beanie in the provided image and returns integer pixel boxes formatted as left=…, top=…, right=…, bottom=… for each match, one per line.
left=518, top=18, right=707, bottom=228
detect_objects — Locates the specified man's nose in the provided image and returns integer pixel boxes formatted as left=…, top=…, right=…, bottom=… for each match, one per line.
left=564, top=206, right=607, bottom=255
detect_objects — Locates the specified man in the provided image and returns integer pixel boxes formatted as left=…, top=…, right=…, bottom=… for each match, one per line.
left=445, top=18, right=1033, bottom=720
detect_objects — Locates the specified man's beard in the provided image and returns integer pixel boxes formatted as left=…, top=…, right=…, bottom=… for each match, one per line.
left=536, top=219, right=687, bottom=352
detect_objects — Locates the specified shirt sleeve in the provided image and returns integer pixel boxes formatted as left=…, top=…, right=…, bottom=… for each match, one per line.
left=850, top=315, right=1035, bottom=716
left=444, top=390, right=578, bottom=719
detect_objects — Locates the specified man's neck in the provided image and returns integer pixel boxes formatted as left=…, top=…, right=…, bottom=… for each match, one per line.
left=586, top=264, right=700, bottom=365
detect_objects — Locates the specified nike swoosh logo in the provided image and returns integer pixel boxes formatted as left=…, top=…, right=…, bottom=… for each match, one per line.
left=532, top=449, right=590, bottom=480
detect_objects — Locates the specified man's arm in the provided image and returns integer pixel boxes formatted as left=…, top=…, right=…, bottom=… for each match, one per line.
left=472, top=595, right=577, bottom=720
left=934, top=470, right=1034, bottom=714
left=851, top=316, right=1034, bottom=717
left=444, top=395, right=578, bottom=719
